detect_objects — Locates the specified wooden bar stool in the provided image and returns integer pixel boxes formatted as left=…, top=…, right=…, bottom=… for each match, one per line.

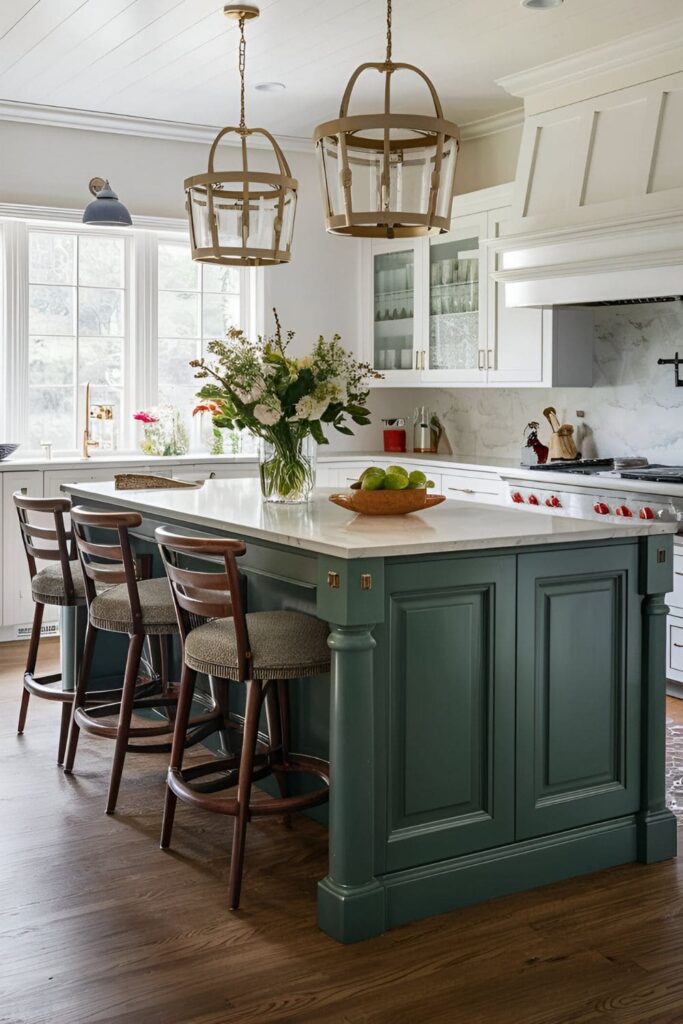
left=65, top=507, right=222, bottom=815
left=14, top=491, right=90, bottom=765
left=156, top=525, right=331, bottom=910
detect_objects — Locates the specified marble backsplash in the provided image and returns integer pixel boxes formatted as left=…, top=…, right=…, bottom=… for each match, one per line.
left=349, top=301, right=683, bottom=463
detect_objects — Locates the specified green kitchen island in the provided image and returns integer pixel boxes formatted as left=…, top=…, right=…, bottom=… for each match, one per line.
left=62, top=477, right=678, bottom=943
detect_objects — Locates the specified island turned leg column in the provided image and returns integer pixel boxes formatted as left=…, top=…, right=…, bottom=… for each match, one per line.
left=638, top=535, right=677, bottom=863
left=316, top=558, right=386, bottom=944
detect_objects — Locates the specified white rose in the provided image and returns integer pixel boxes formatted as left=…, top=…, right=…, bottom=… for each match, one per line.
left=234, top=379, right=265, bottom=403
left=295, top=395, right=327, bottom=421
left=253, top=401, right=282, bottom=426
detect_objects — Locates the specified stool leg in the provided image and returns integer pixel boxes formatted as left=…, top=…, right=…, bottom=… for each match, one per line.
left=18, top=602, right=44, bottom=734
left=277, top=679, right=291, bottom=762
left=228, top=678, right=263, bottom=911
left=105, top=632, right=144, bottom=815
left=63, top=623, right=97, bottom=774
left=56, top=701, right=72, bottom=767
left=160, top=663, right=197, bottom=850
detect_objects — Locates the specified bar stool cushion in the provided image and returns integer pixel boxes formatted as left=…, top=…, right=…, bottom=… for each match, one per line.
left=89, top=577, right=178, bottom=635
left=31, top=560, right=87, bottom=607
left=184, top=611, right=330, bottom=681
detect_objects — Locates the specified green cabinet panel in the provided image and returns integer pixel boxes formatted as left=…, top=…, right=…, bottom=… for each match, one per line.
left=516, top=544, right=641, bottom=839
left=378, top=554, right=516, bottom=872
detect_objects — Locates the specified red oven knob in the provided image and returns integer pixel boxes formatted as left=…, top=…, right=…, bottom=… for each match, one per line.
left=615, top=505, right=633, bottom=517
left=639, top=506, right=655, bottom=520
left=511, top=491, right=524, bottom=504
left=594, top=502, right=610, bottom=515
left=527, top=494, right=539, bottom=505
left=545, top=495, right=562, bottom=508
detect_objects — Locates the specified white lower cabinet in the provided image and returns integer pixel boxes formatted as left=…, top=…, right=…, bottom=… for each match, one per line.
left=667, top=549, right=683, bottom=687
left=441, top=470, right=503, bottom=505
left=1, top=471, right=56, bottom=635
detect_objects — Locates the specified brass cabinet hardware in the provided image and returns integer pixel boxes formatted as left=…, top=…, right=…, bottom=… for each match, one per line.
left=478, top=350, right=485, bottom=371
left=487, top=348, right=494, bottom=370
left=360, top=573, right=373, bottom=590
left=327, top=571, right=341, bottom=589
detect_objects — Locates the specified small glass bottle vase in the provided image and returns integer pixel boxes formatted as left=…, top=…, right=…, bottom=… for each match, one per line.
left=258, top=433, right=317, bottom=503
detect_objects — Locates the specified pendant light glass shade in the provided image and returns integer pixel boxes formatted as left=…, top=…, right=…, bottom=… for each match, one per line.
left=184, top=5, right=298, bottom=267
left=313, top=3, right=459, bottom=238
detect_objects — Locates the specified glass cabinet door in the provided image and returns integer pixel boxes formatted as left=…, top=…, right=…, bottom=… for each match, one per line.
left=373, top=248, right=417, bottom=374
left=427, top=224, right=484, bottom=381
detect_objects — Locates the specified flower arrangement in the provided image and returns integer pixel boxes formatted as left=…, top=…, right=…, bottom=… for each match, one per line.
left=191, top=310, right=379, bottom=502
left=192, top=400, right=225, bottom=455
left=133, top=405, right=189, bottom=457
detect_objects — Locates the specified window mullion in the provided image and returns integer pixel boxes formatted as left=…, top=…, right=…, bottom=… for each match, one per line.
left=133, top=231, right=158, bottom=416
left=2, top=220, right=29, bottom=444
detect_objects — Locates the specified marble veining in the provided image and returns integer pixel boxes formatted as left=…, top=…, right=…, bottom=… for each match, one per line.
left=356, top=302, right=683, bottom=464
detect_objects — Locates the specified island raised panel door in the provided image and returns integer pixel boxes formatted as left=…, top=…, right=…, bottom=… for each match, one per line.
left=379, top=554, right=516, bottom=872
left=516, top=544, right=641, bottom=840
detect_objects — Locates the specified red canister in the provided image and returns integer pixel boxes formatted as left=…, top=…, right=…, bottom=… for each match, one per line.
left=382, top=418, right=407, bottom=453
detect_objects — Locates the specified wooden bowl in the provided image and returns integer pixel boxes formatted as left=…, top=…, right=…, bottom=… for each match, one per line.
left=328, top=488, right=446, bottom=516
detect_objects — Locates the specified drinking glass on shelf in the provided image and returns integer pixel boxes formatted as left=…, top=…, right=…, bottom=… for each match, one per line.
left=377, top=350, right=386, bottom=369
left=441, top=293, right=452, bottom=314
left=441, top=259, right=454, bottom=285
left=458, top=258, right=475, bottom=284
left=406, top=263, right=414, bottom=289
left=431, top=295, right=442, bottom=315
left=385, top=348, right=396, bottom=370
left=430, top=262, right=442, bottom=287
left=400, top=348, right=412, bottom=369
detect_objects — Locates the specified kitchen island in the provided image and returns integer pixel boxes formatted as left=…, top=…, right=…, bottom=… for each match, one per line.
left=62, top=477, right=678, bottom=943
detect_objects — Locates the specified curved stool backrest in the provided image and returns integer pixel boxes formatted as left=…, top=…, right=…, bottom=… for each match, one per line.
left=13, top=490, right=77, bottom=603
left=155, top=526, right=251, bottom=682
left=70, top=506, right=147, bottom=633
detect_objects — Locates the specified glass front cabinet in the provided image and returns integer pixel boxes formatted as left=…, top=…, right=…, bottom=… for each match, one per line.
left=361, top=186, right=594, bottom=389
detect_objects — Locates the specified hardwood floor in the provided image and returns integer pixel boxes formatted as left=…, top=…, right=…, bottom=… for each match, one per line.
left=3, top=638, right=683, bottom=1024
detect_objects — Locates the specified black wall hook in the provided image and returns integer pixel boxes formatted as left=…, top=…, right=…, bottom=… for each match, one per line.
left=657, top=352, right=683, bottom=387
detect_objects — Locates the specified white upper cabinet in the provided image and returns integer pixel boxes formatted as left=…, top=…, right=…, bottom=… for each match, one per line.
left=360, top=184, right=594, bottom=389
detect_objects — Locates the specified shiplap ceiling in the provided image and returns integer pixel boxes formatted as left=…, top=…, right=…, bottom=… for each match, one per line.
left=0, top=0, right=681, bottom=138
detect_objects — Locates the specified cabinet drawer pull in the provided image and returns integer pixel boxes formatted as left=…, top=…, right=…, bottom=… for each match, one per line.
left=415, top=350, right=419, bottom=370
left=674, top=642, right=683, bottom=648
left=676, top=571, right=683, bottom=576
left=478, top=350, right=485, bottom=371
left=448, top=486, right=476, bottom=494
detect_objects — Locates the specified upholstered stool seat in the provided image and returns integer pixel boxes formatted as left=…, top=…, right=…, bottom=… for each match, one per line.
left=89, top=577, right=178, bottom=635
left=185, top=611, right=329, bottom=681
left=31, top=560, right=88, bottom=606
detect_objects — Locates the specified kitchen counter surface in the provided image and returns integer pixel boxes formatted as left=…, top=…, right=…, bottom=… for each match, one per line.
left=63, top=477, right=676, bottom=560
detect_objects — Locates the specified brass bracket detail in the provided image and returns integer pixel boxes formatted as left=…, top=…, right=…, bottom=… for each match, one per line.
left=360, top=573, right=373, bottom=591
left=327, top=570, right=341, bottom=589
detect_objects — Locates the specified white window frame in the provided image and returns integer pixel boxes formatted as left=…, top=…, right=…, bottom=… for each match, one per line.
left=0, top=204, right=258, bottom=456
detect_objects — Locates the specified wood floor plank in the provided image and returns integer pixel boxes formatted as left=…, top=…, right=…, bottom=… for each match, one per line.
left=2, top=639, right=683, bottom=1024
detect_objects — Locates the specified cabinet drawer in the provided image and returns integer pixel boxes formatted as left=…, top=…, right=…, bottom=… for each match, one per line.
left=669, top=620, right=683, bottom=675
left=669, top=553, right=683, bottom=613
left=442, top=471, right=502, bottom=505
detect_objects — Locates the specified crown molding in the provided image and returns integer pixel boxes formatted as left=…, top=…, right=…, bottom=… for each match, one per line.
left=497, top=15, right=683, bottom=98
left=0, top=99, right=313, bottom=153
left=0, top=98, right=524, bottom=152
left=459, top=108, right=523, bottom=140
left=0, top=201, right=186, bottom=234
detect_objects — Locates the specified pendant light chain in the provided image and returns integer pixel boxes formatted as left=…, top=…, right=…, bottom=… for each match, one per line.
left=385, top=0, right=392, bottom=65
left=238, top=15, right=247, bottom=130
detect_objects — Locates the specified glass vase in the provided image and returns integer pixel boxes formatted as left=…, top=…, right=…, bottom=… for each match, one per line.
left=258, top=432, right=317, bottom=503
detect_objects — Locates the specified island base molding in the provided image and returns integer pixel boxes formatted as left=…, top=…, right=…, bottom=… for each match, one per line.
left=317, top=810, right=677, bottom=943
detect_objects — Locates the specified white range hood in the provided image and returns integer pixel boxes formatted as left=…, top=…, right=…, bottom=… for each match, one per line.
left=493, top=18, right=683, bottom=307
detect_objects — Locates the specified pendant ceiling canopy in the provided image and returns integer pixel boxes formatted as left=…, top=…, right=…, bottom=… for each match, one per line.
left=313, top=0, right=460, bottom=239
left=184, top=4, right=298, bottom=267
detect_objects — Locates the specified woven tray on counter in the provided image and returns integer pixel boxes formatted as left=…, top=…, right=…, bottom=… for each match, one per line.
left=114, top=473, right=203, bottom=490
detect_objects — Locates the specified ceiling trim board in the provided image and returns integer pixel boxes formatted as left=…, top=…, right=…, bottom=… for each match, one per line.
left=498, top=15, right=683, bottom=98
left=0, top=98, right=523, bottom=150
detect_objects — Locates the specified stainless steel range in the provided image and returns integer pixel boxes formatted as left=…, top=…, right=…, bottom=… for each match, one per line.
left=502, top=460, right=683, bottom=528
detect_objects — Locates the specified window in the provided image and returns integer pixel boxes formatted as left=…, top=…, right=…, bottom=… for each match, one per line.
left=0, top=215, right=253, bottom=455
left=157, top=241, right=241, bottom=417
left=27, top=231, right=126, bottom=451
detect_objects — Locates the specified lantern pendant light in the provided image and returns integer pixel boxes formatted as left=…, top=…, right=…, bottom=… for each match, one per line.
left=313, top=0, right=459, bottom=239
left=184, top=4, right=298, bottom=267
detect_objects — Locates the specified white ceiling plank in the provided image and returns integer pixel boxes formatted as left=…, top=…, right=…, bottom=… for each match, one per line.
left=1, top=0, right=682, bottom=138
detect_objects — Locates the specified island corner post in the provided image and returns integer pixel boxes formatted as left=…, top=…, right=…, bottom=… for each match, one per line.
left=59, top=482, right=677, bottom=944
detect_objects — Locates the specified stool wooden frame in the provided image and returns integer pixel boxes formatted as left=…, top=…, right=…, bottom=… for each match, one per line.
left=156, top=526, right=330, bottom=910
left=13, top=491, right=124, bottom=765
left=66, top=507, right=222, bottom=814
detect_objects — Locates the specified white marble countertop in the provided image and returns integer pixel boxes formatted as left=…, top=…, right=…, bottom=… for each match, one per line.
left=62, top=478, right=677, bottom=561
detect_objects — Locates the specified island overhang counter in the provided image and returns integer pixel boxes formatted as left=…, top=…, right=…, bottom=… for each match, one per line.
left=61, top=477, right=678, bottom=943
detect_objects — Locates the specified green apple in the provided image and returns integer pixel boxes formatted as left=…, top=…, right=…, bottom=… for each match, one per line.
left=408, top=470, right=427, bottom=489
left=361, top=469, right=386, bottom=490
left=359, top=465, right=385, bottom=481
left=384, top=471, right=409, bottom=490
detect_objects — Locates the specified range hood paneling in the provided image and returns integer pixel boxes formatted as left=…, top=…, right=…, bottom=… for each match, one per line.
left=513, top=70, right=683, bottom=235
left=503, top=265, right=683, bottom=309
